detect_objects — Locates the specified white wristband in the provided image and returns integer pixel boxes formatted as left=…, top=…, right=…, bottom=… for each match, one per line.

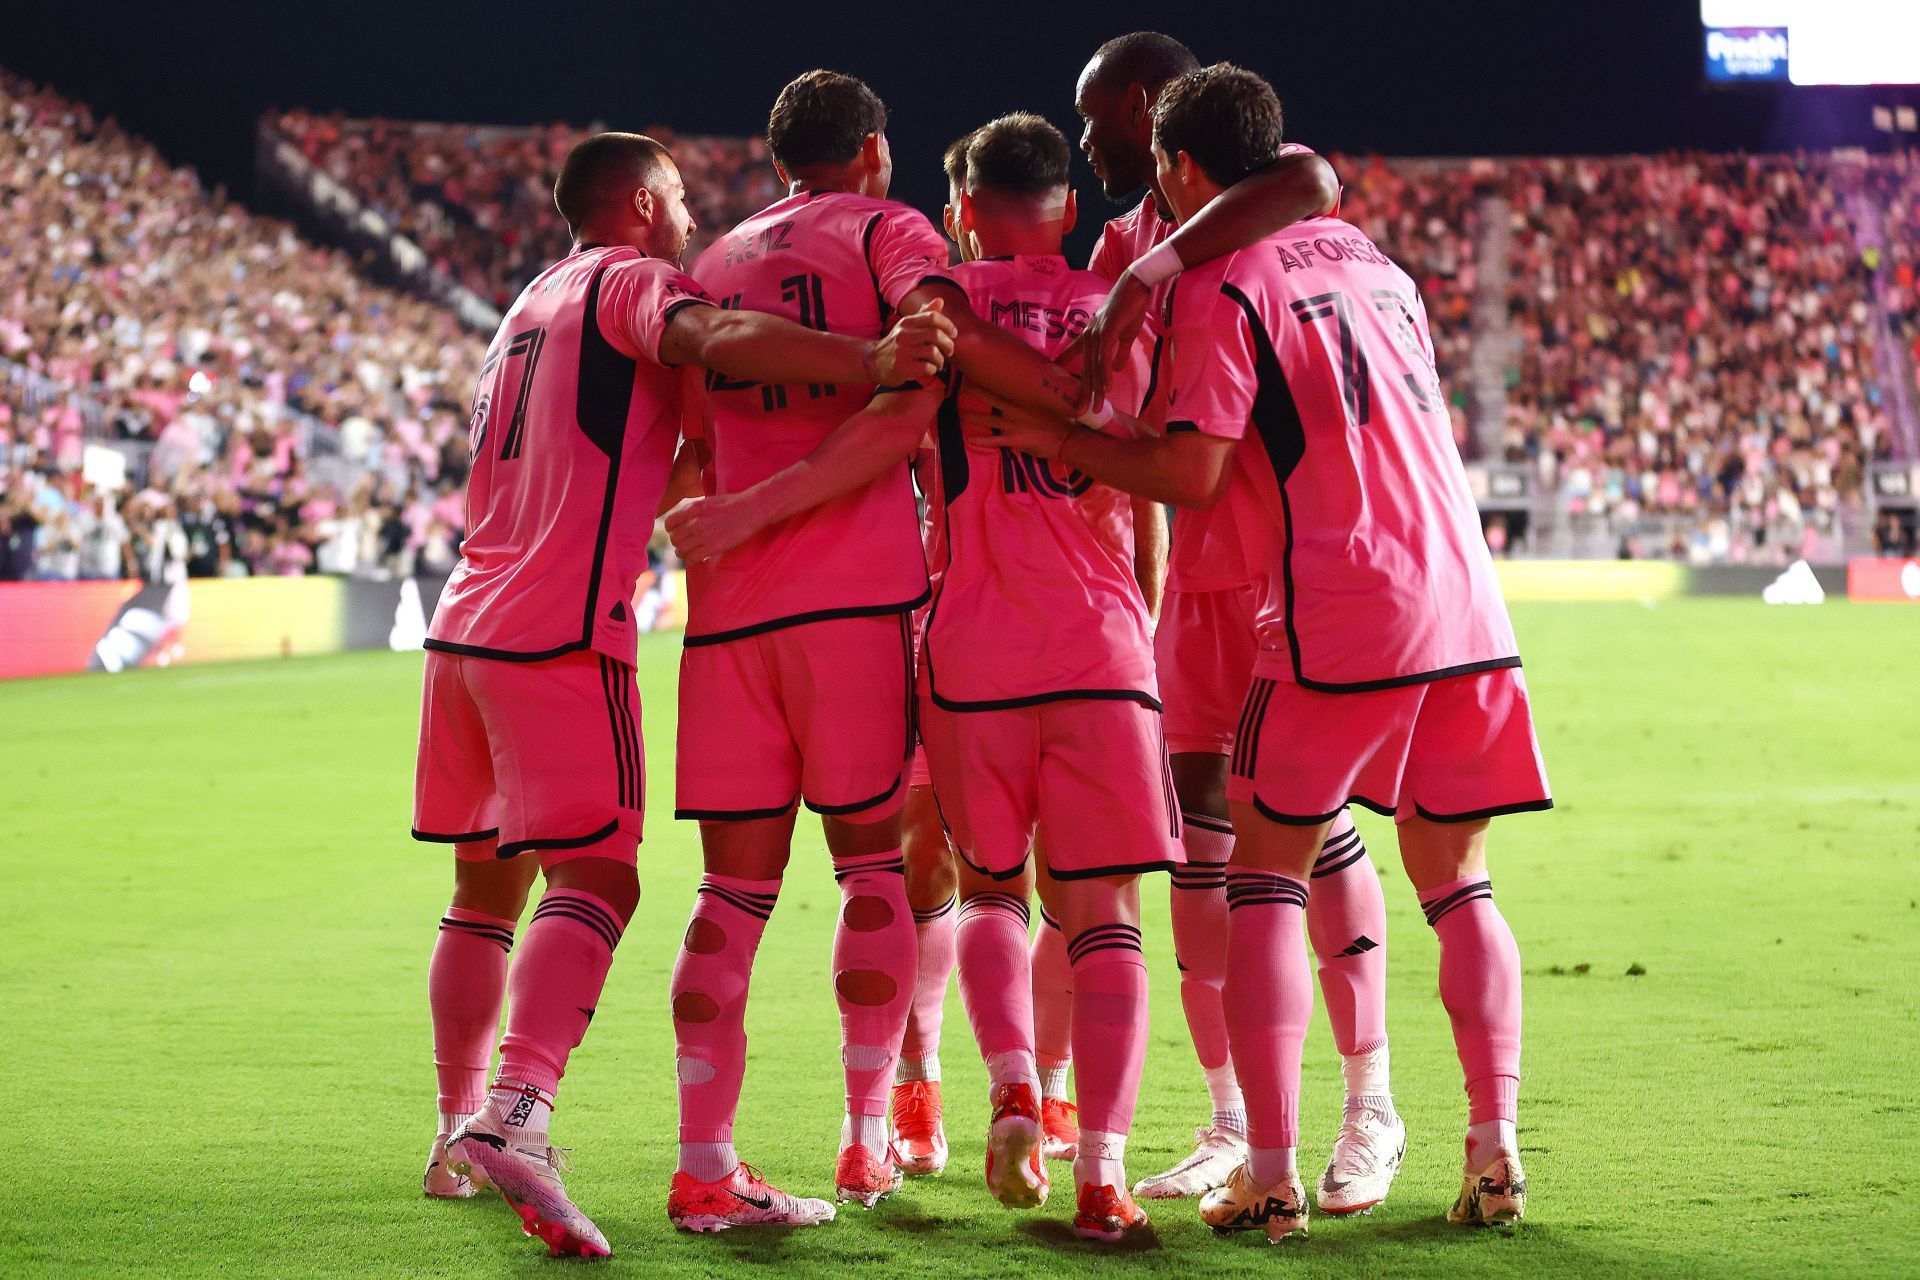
left=1127, top=240, right=1184, bottom=289
left=1076, top=398, right=1116, bottom=431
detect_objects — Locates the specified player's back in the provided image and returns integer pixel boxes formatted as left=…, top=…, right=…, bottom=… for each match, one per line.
left=428, top=245, right=705, bottom=664
left=1176, top=215, right=1517, bottom=690
left=922, top=254, right=1155, bottom=708
left=686, top=190, right=952, bottom=642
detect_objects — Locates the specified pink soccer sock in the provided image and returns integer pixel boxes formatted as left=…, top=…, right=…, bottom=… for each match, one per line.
left=901, top=895, right=957, bottom=1072
left=494, top=888, right=626, bottom=1105
left=831, top=850, right=916, bottom=1133
left=1066, top=923, right=1149, bottom=1138
left=1305, top=814, right=1389, bottom=1057
left=430, top=906, right=516, bottom=1120
left=1421, top=875, right=1522, bottom=1126
left=671, top=873, right=780, bottom=1145
left=1031, top=906, right=1074, bottom=1075
left=956, top=890, right=1035, bottom=1066
left=1170, top=813, right=1234, bottom=1074
left=1222, top=870, right=1313, bottom=1156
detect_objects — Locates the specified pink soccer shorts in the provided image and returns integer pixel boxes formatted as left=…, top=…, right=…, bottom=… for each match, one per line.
left=919, top=695, right=1183, bottom=880
left=1227, top=666, right=1552, bottom=825
left=412, top=649, right=643, bottom=865
left=1155, top=584, right=1259, bottom=756
left=674, top=613, right=914, bottom=822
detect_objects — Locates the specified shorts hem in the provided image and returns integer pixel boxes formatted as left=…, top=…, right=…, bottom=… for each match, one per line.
left=496, top=819, right=622, bottom=860
left=674, top=798, right=799, bottom=822
left=1046, top=857, right=1182, bottom=881
left=1164, top=735, right=1232, bottom=757
left=412, top=826, right=500, bottom=844
left=804, top=775, right=904, bottom=817
left=1412, top=797, right=1555, bottom=823
left=952, top=847, right=1030, bottom=882
left=1247, top=793, right=1397, bottom=825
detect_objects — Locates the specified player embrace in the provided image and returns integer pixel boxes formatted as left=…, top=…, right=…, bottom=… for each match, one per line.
left=992, top=63, right=1551, bottom=1241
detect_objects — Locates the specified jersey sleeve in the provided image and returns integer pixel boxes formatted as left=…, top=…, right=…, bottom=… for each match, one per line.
left=865, top=209, right=957, bottom=308
left=1087, top=221, right=1127, bottom=282
left=1163, top=265, right=1257, bottom=443
left=597, top=257, right=716, bottom=364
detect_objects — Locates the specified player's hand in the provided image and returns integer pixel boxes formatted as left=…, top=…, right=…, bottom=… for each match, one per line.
left=1077, top=273, right=1152, bottom=410
left=960, top=388, right=1074, bottom=460
left=866, top=299, right=956, bottom=385
left=663, top=494, right=763, bottom=563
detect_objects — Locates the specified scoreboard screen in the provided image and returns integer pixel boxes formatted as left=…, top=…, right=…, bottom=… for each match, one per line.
left=1701, top=1, right=1920, bottom=85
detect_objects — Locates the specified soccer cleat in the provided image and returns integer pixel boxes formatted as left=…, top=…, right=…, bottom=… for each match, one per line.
left=890, top=1080, right=949, bottom=1176
left=1316, top=1108, right=1406, bottom=1215
left=425, top=1131, right=478, bottom=1198
left=1133, top=1126, right=1248, bottom=1200
left=446, top=1108, right=610, bottom=1258
left=1041, top=1097, right=1080, bottom=1162
left=983, top=1082, right=1048, bottom=1209
left=668, top=1163, right=837, bottom=1232
left=1072, top=1182, right=1151, bottom=1242
left=1198, top=1163, right=1309, bottom=1242
left=834, top=1144, right=904, bottom=1207
left=1448, top=1150, right=1527, bottom=1226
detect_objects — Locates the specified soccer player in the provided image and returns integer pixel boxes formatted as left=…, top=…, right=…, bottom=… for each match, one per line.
left=670, top=112, right=1175, bottom=1242
left=664, top=71, right=1084, bottom=1228
left=991, top=64, right=1551, bottom=1238
left=413, top=131, right=953, bottom=1256
left=1072, top=31, right=1405, bottom=1213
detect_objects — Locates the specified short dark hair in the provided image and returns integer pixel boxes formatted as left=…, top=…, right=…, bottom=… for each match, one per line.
left=942, top=131, right=975, bottom=191
left=1088, top=31, right=1199, bottom=97
left=553, top=132, right=673, bottom=233
left=1152, top=63, right=1283, bottom=187
left=965, top=113, right=1070, bottom=197
left=767, top=70, right=888, bottom=172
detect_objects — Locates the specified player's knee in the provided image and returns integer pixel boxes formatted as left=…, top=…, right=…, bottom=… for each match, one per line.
left=842, top=893, right=897, bottom=933
left=835, top=968, right=899, bottom=1007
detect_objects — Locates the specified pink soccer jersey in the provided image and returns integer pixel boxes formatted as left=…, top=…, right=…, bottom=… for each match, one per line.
left=919, top=254, right=1155, bottom=707
left=685, top=190, right=956, bottom=642
left=1163, top=214, right=1519, bottom=691
left=427, top=244, right=712, bottom=663
left=1090, top=146, right=1330, bottom=596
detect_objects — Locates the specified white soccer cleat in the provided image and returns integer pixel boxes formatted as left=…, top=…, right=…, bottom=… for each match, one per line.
left=1198, top=1162, right=1309, bottom=1242
left=1316, top=1107, right=1406, bottom=1215
left=1449, top=1150, right=1527, bottom=1226
left=1132, top=1126, right=1248, bottom=1199
left=447, top=1106, right=610, bottom=1258
left=424, top=1131, right=479, bottom=1198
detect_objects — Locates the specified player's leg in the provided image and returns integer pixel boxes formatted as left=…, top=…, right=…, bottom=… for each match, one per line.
left=1398, top=666, right=1548, bottom=1227
left=667, top=636, right=833, bottom=1230
left=821, top=807, right=915, bottom=1205
left=921, top=695, right=1049, bottom=1209
left=426, top=847, right=537, bottom=1197
left=1196, top=806, right=1323, bottom=1243
left=1029, top=891, right=1077, bottom=1161
left=1136, top=749, right=1248, bottom=1199
left=892, top=778, right=956, bottom=1176
left=1304, top=809, right=1404, bottom=1215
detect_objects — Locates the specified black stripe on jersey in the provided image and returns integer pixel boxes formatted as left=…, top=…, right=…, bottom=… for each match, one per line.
left=929, top=686, right=1163, bottom=714
left=898, top=613, right=917, bottom=764
left=577, top=259, right=638, bottom=651
left=422, top=637, right=587, bottom=663
left=1140, top=332, right=1165, bottom=417
left=936, top=373, right=969, bottom=501
left=862, top=213, right=891, bottom=324
left=680, top=589, right=932, bottom=648
left=599, top=656, right=641, bottom=810
left=1220, top=281, right=1522, bottom=694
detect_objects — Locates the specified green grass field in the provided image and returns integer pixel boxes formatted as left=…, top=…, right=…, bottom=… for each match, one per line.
left=4, top=599, right=1917, bottom=1278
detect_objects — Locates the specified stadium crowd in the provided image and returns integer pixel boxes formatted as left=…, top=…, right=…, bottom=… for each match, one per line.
left=269, top=111, right=784, bottom=309
left=0, top=71, right=487, bottom=582
left=1498, top=152, right=1893, bottom=560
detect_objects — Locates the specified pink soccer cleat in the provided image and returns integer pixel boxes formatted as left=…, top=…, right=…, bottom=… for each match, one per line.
left=984, top=1082, right=1049, bottom=1209
left=1073, top=1181, right=1151, bottom=1242
left=834, top=1144, right=904, bottom=1207
left=668, top=1163, right=837, bottom=1232
left=447, top=1106, right=609, bottom=1258
left=890, top=1080, right=949, bottom=1176
left=1042, top=1097, right=1080, bottom=1162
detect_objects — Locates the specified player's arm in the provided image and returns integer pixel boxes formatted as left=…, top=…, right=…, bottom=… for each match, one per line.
left=1082, top=151, right=1339, bottom=404
left=657, top=440, right=704, bottom=514
left=1131, top=496, right=1167, bottom=618
left=897, top=281, right=1083, bottom=418
left=664, top=385, right=943, bottom=562
left=660, top=301, right=954, bottom=389
left=988, top=407, right=1235, bottom=509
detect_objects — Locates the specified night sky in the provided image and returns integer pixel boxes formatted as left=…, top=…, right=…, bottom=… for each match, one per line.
left=6, top=0, right=1906, bottom=260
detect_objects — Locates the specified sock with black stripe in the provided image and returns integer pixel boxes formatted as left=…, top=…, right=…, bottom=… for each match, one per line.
left=1303, top=813, right=1394, bottom=1117
left=430, top=906, right=517, bottom=1129
left=672, top=873, right=780, bottom=1175
left=831, top=850, right=915, bottom=1153
left=1420, top=873, right=1522, bottom=1167
left=1067, top=920, right=1148, bottom=1190
left=1222, top=869, right=1312, bottom=1188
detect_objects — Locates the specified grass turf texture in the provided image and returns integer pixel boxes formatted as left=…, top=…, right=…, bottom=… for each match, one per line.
left=3, top=599, right=1916, bottom=1278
